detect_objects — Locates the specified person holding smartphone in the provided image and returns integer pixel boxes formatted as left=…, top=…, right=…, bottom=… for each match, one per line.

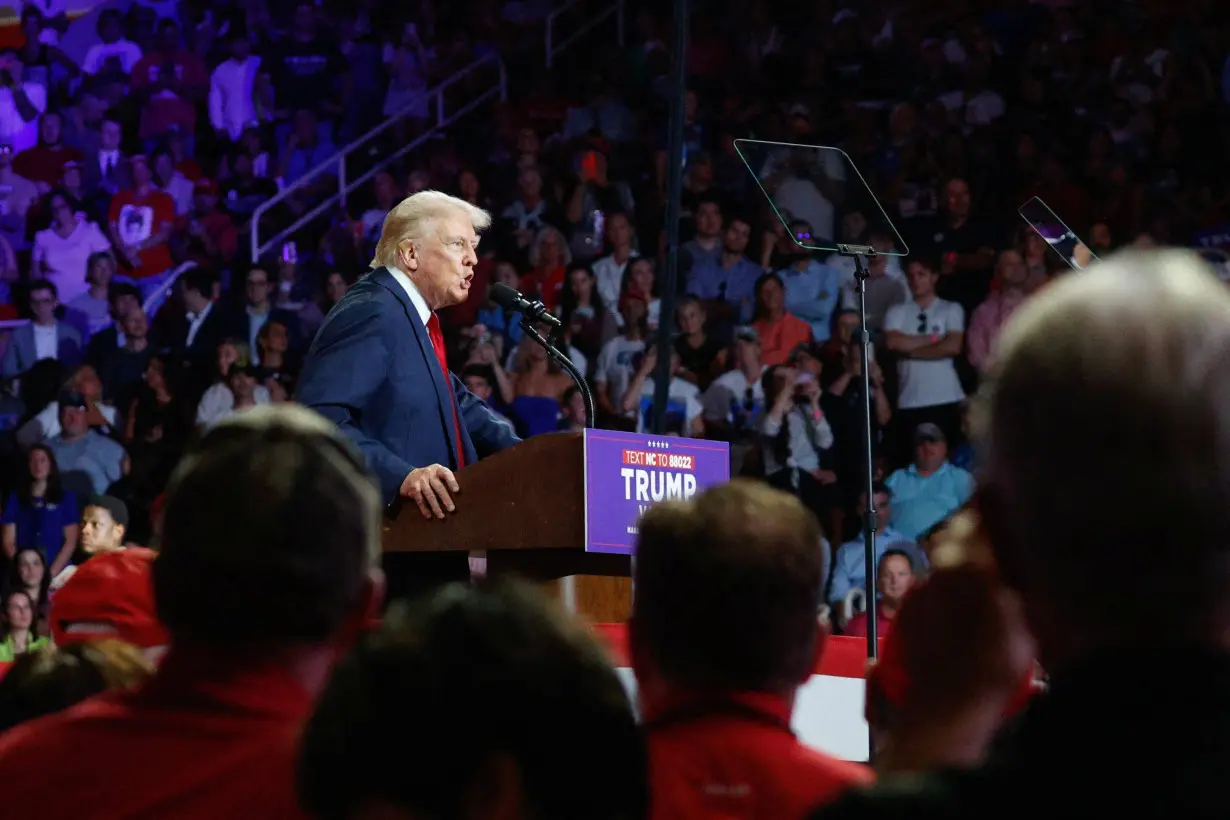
left=760, top=364, right=838, bottom=521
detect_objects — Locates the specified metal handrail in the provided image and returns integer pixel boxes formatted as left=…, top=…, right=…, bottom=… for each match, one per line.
left=546, top=0, right=625, bottom=69
left=250, top=52, right=507, bottom=262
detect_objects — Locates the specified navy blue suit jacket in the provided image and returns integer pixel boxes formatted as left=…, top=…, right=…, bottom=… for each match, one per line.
left=296, top=267, right=521, bottom=505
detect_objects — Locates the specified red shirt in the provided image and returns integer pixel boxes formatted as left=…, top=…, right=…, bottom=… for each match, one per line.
left=644, top=692, right=872, bottom=818
left=14, top=144, right=81, bottom=187
left=129, top=51, right=208, bottom=138
left=0, top=648, right=313, bottom=819
left=753, top=313, right=814, bottom=366
left=109, top=188, right=176, bottom=279
left=520, top=265, right=566, bottom=313
left=843, top=603, right=896, bottom=638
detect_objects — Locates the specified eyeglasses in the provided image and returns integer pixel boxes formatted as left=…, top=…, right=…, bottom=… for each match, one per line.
left=917, top=312, right=927, bottom=333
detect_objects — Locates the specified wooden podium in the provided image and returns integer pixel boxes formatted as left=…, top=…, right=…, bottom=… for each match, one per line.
left=381, top=432, right=633, bottom=622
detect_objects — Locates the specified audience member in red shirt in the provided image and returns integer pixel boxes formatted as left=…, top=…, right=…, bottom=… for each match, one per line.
left=521, top=224, right=569, bottom=312
left=753, top=274, right=814, bottom=366
left=299, top=581, right=647, bottom=820
left=108, top=155, right=176, bottom=287
left=844, top=549, right=917, bottom=638
left=632, top=480, right=872, bottom=819
left=187, top=178, right=238, bottom=265
left=13, top=111, right=80, bottom=193
left=129, top=19, right=207, bottom=146
left=0, top=406, right=383, bottom=819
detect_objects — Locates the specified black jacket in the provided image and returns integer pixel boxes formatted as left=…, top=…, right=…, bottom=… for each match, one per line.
left=813, top=649, right=1230, bottom=820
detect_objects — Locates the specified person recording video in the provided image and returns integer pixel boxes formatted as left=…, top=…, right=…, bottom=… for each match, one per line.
left=760, top=363, right=839, bottom=519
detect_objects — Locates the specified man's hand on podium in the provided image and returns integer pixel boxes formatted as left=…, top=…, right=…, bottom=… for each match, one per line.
left=401, top=464, right=461, bottom=519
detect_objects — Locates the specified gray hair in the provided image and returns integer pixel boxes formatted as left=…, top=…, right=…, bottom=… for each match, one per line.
left=978, top=249, right=1230, bottom=634
left=528, top=225, right=572, bottom=269
left=371, top=190, right=492, bottom=270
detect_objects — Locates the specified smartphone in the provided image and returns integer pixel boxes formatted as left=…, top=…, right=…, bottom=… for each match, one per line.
left=281, top=241, right=297, bottom=264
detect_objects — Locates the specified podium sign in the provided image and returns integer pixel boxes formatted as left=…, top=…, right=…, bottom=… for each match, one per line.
left=583, top=430, right=730, bottom=555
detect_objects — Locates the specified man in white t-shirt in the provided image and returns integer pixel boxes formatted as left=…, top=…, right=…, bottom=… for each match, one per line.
left=883, top=255, right=966, bottom=464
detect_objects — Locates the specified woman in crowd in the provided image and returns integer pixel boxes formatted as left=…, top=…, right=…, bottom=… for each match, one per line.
left=456, top=168, right=493, bottom=212
left=2, top=548, right=50, bottom=638
left=195, top=338, right=270, bottom=426
left=0, top=590, right=50, bottom=662
left=1, top=445, right=78, bottom=576
left=620, top=257, right=660, bottom=333
left=30, top=188, right=112, bottom=306
left=66, top=251, right=119, bottom=337
left=295, top=267, right=355, bottom=342
left=751, top=273, right=812, bottom=366
left=123, top=354, right=191, bottom=529
left=475, top=262, right=526, bottom=354
left=322, top=269, right=355, bottom=314
left=819, top=309, right=862, bottom=388
left=1016, top=224, right=1056, bottom=289
left=673, top=296, right=725, bottom=390
left=522, top=225, right=571, bottom=312
left=463, top=334, right=514, bottom=407
left=508, top=330, right=574, bottom=437
left=558, top=263, right=616, bottom=365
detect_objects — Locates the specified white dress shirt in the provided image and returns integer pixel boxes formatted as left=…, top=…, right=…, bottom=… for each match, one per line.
left=33, top=322, right=57, bottom=361
left=388, top=265, right=432, bottom=325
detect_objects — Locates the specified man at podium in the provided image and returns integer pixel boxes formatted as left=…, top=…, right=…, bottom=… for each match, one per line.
left=297, top=191, right=521, bottom=592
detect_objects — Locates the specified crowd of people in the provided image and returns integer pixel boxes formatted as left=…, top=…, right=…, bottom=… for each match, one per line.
left=0, top=0, right=1225, bottom=816
left=0, top=249, right=1226, bottom=819
left=4, top=0, right=1224, bottom=632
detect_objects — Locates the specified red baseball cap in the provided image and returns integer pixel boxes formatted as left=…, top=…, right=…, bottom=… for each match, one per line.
left=51, top=548, right=169, bottom=650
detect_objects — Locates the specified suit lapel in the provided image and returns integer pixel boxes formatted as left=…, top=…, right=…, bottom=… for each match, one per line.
left=19, top=326, right=35, bottom=369
left=370, top=268, right=462, bottom=467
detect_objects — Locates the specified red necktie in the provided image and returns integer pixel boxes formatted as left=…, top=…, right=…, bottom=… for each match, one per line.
left=426, top=313, right=466, bottom=469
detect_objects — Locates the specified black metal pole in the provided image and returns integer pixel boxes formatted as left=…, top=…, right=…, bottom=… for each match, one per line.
left=651, top=0, right=688, bottom=434
left=852, top=252, right=878, bottom=661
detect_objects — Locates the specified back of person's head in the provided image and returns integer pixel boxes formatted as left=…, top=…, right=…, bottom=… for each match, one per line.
left=154, top=405, right=381, bottom=648
left=0, top=640, right=153, bottom=732
left=298, top=580, right=646, bottom=820
left=632, top=479, right=825, bottom=693
left=978, top=249, right=1230, bottom=648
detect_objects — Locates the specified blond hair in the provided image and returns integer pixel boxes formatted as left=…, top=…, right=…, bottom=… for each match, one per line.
left=528, top=225, right=572, bottom=268
left=977, top=248, right=1230, bottom=633
left=371, top=190, right=492, bottom=270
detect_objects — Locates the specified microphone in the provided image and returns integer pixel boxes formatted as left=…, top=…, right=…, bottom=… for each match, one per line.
left=489, top=282, right=562, bottom=328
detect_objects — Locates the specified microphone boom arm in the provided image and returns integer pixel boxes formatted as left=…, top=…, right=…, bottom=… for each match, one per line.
left=520, top=318, right=595, bottom=430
